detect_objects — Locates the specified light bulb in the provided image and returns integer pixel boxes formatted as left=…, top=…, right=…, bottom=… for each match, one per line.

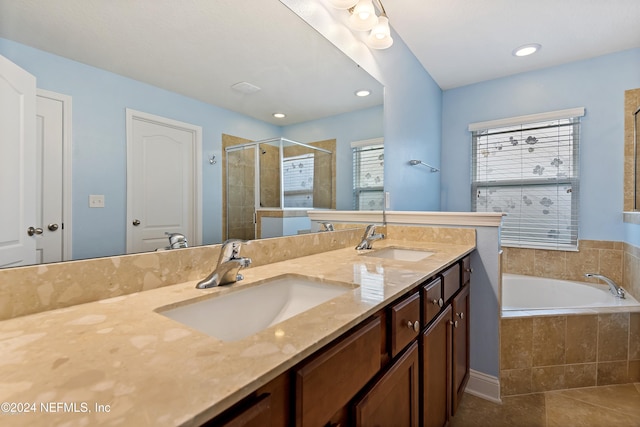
left=348, top=0, right=378, bottom=31
left=367, top=15, right=393, bottom=49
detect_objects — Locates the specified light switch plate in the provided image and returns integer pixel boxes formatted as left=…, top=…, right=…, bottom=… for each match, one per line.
left=89, top=194, right=105, bottom=208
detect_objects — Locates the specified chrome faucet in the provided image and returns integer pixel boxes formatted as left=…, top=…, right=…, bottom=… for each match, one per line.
left=320, top=222, right=334, bottom=231
left=166, top=232, right=188, bottom=249
left=355, top=224, right=385, bottom=250
left=585, top=273, right=625, bottom=299
left=196, top=240, right=252, bottom=289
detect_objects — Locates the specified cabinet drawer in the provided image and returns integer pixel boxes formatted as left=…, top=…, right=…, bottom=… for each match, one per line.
left=462, top=256, right=471, bottom=286
left=389, top=292, right=421, bottom=358
left=442, top=263, right=461, bottom=303
left=295, top=317, right=382, bottom=426
left=422, top=277, right=443, bottom=326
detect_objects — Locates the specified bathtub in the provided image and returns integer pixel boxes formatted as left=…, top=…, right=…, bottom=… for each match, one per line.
left=502, top=273, right=640, bottom=316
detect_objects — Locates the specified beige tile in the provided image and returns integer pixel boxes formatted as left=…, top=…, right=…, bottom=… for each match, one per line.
left=566, top=315, right=597, bottom=363
left=532, top=365, right=565, bottom=392
left=565, top=363, right=597, bottom=389
left=504, top=247, right=535, bottom=275
left=630, top=360, right=640, bottom=383
left=534, top=249, right=567, bottom=279
left=579, top=240, right=617, bottom=250
left=501, top=368, right=532, bottom=396
left=565, top=249, right=599, bottom=281
left=546, top=392, right=640, bottom=427
left=501, top=318, right=533, bottom=369
left=532, top=316, right=566, bottom=366
left=597, top=361, right=630, bottom=386
left=598, top=313, right=630, bottom=362
left=450, top=393, right=546, bottom=427
left=551, top=384, right=640, bottom=419
left=599, top=249, right=624, bottom=284
left=630, top=312, right=640, bottom=360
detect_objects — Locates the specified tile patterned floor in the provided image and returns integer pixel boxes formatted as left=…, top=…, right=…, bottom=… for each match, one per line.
left=450, top=383, right=640, bottom=427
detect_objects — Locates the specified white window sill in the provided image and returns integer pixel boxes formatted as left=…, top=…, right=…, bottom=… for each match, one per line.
left=623, top=211, right=640, bottom=224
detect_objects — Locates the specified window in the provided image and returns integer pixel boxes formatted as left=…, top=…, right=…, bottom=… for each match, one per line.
left=283, top=153, right=314, bottom=208
left=470, top=108, right=584, bottom=249
left=352, top=139, right=384, bottom=210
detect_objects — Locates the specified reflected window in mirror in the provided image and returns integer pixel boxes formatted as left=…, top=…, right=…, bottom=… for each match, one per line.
left=352, top=138, right=384, bottom=210
left=624, top=88, right=640, bottom=215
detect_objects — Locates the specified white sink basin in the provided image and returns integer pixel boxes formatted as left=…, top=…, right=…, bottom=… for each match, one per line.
left=158, top=275, right=354, bottom=342
left=362, top=247, right=435, bottom=262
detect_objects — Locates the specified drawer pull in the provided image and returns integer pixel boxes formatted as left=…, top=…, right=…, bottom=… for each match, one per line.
left=432, top=298, right=444, bottom=307
left=465, top=267, right=473, bottom=273
left=407, top=320, right=420, bottom=332
left=456, top=312, right=464, bottom=320
left=450, top=320, right=459, bottom=328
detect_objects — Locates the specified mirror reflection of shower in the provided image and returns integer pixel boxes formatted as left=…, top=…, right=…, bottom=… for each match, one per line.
left=225, top=138, right=333, bottom=240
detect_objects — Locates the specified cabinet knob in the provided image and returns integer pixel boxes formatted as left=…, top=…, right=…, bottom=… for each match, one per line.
left=432, top=298, right=444, bottom=307
left=450, top=320, right=459, bottom=328
left=407, top=320, right=420, bottom=332
left=465, top=267, right=473, bottom=273
left=456, top=312, right=464, bottom=320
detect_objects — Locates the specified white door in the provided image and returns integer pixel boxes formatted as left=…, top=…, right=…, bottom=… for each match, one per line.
left=126, top=109, right=202, bottom=253
left=0, top=54, right=36, bottom=268
left=35, top=93, right=67, bottom=264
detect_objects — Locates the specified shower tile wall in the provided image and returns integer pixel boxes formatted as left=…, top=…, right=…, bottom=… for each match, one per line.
left=501, top=240, right=640, bottom=299
left=624, top=88, right=640, bottom=211
left=500, top=312, right=640, bottom=396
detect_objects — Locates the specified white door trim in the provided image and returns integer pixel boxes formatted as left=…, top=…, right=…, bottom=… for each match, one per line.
left=36, top=88, right=73, bottom=262
left=125, top=109, right=203, bottom=251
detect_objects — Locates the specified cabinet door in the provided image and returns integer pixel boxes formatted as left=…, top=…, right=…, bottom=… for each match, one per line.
left=354, top=341, right=419, bottom=427
left=421, top=305, right=452, bottom=427
left=451, top=283, right=470, bottom=415
left=213, top=394, right=272, bottom=427
left=295, top=317, right=382, bottom=426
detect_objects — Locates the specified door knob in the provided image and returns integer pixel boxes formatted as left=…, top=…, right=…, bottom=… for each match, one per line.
left=48, top=223, right=59, bottom=231
left=132, top=219, right=141, bottom=226
left=27, top=227, right=43, bottom=236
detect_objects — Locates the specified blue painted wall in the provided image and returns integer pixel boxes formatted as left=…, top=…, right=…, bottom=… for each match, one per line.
left=441, top=48, right=640, bottom=243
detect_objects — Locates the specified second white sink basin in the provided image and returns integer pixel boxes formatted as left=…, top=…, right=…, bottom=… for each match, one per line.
left=158, top=275, right=355, bottom=342
left=362, top=247, right=435, bottom=262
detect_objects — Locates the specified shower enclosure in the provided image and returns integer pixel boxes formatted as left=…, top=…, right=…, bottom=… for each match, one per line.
left=225, top=138, right=333, bottom=240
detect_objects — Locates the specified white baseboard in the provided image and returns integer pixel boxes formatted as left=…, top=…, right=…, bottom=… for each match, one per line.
left=464, top=369, right=501, bottom=403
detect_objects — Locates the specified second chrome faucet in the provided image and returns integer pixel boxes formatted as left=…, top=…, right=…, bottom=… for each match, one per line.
left=356, top=224, right=385, bottom=250
left=196, top=240, right=252, bottom=289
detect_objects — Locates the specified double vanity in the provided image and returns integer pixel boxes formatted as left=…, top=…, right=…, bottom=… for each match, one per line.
left=0, top=226, right=474, bottom=426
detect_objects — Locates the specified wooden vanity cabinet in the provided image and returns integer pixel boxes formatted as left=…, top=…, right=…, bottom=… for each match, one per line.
left=451, top=281, right=470, bottom=415
left=420, top=305, right=452, bottom=427
left=353, top=341, right=420, bottom=427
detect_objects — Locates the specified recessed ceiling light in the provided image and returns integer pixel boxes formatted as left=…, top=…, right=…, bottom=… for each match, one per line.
left=513, top=43, right=541, bottom=57
left=272, top=113, right=286, bottom=119
left=355, top=89, right=371, bottom=97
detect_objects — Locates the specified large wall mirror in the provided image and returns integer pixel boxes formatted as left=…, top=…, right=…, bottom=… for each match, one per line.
left=0, top=0, right=384, bottom=269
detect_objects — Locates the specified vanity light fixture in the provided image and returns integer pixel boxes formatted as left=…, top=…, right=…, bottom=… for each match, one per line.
left=326, top=0, right=394, bottom=50
left=273, top=113, right=286, bottom=119
left=355, top=89, right=371, bottom=97
left=512, top=43, right=541, bottom=57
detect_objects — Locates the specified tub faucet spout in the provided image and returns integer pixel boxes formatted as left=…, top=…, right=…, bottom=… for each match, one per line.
left=585, top=273, right=625, bottom=299
left=196, top=240, right=251, bottom=289
left=356, top=224, right=385, bottom=250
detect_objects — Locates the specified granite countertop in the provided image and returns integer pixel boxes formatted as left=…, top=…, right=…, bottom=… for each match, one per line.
left=0, top=239, right=474, bottom=426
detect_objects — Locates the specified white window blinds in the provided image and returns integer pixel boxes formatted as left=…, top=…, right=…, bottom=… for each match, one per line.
left=470, top=109, right=583, bottom=250
left=352, top=139, right=384, bottom=210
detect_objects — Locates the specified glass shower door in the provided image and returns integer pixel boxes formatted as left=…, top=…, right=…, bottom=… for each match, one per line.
left=226, top=145, right=257, bottom=240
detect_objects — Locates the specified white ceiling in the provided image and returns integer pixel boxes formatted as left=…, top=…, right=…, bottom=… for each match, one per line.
left=0, top=0, right=637, bottom=122
left=384, top=0, right=640, bottom=89
left=0, top=0, right=383, bottom=126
